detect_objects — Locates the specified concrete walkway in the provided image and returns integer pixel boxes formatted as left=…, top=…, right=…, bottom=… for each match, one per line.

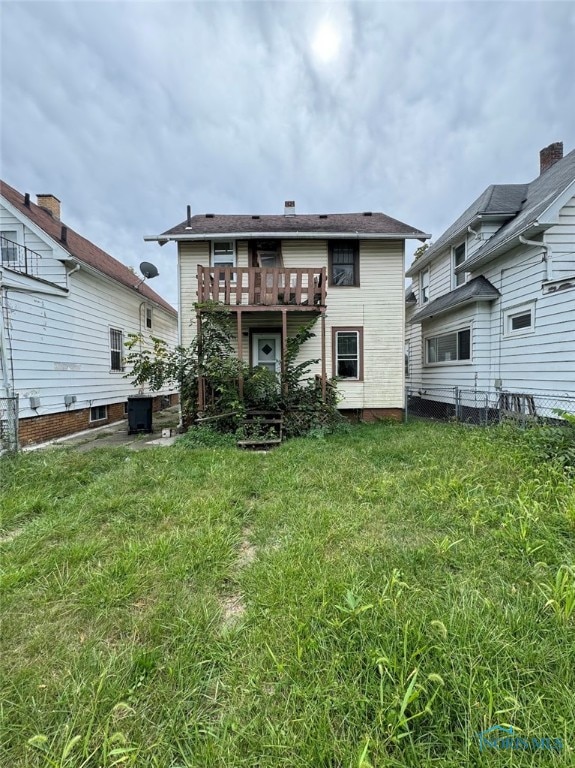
left=32, top=406, right=181, bottom=452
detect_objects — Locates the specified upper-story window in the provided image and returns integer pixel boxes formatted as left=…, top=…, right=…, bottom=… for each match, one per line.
left=328, top=241, right=359, bottom=286
left=1, top=231, right=18, bottom=263
left=421, top=269, right=430, bottom=304
left=212, top=241, right=236, bottom=281
left=453, top=242, right=466, bottom=287
left=145, top=307, right=153, bottom=329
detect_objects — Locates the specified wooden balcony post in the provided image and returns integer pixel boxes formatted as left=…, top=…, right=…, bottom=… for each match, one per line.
left=237, top=310, right=244, bottom=401
left=282, top=308, right=288, bottom=396
left=197, top=310, right=205, bottom=412
left=321, top=311, right=327, bottom=401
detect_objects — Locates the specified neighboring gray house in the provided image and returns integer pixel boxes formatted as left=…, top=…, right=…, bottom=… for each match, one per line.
left=406, top=142, right=575, bottom=417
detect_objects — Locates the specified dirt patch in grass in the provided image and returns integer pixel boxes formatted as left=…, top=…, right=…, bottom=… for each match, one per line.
left=220, top=527, right=258, bottom=627
left=0, top=527, right=24, bottom=544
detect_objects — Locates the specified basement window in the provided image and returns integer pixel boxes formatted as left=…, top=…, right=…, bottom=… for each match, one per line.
left=90, top=405, right=107, bottom=422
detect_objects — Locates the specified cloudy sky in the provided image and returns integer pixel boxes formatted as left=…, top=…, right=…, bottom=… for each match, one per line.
left=2, top=1, right=574, bottom=308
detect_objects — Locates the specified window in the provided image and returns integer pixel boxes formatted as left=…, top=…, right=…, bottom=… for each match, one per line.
left=421, top=269, right=430, bottom=303
left=426, top=329, right=471, bottom=364
left=405, top=342, right=410, bottom=378
left=110, top=328, right=123, bottom=372
left=504, top=303, right=535, bottom=336
left=333, top=327, right=363, bottom=380
left=329, top=241, right=359, bottom=286
left=1, top=231, right=18, bottom=263
left=212, top=240, right=236, bottom=281
left=145, top=307, right=153, bottom=329
left=453, top=242, right=466, bottom=287
left=90, top=405, right=107, bottom=422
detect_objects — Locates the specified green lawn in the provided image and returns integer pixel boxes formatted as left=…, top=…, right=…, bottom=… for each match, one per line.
left=1, top=422, right=574, bottom=767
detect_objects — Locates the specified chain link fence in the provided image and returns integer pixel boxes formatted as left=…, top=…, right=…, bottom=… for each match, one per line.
left=406, top=386, right=575, bottom=427
left=0, top=395, right=19, bottom=454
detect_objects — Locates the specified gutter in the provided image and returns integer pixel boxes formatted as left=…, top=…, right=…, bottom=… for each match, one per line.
left=519, top=234, right=552, bottom=280
left=145, top=231, right=431, bottom=243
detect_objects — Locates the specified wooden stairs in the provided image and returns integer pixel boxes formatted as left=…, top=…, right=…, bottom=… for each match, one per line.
left=237, top=411, right=283, bottom=450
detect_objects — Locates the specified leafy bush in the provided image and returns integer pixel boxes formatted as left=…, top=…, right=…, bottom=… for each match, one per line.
left=126, top=304, right=342, bottom=442
left=523, top=411, right=575, bottom=475
left=176, top=425, right=237, bottom=449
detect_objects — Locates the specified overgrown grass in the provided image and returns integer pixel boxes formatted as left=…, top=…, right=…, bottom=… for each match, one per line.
left=1, top=422, right=573, bottom=767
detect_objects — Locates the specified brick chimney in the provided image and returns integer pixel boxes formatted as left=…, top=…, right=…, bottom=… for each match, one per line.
left=36, top=194, right=61, bottom=219
left=539, top=142, right=563, bottom=175
left=284, top=200, right=296, bottom=216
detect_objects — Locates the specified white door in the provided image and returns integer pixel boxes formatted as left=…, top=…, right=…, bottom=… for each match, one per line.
left=252, top=333, right=281, bottom=374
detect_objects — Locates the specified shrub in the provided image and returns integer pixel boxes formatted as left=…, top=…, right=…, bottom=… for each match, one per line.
left=523, top=411, right=575, bottom=475
left=176, top=425, right=237, bottom=449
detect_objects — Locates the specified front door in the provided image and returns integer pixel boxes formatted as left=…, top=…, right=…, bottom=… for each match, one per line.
left=252, top=332, right=281, bottom=375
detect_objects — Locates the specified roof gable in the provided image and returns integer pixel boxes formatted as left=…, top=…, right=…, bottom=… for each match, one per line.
left=406, top=184, right=527, bottom=277
left=0, top=180, right=176, bottom=316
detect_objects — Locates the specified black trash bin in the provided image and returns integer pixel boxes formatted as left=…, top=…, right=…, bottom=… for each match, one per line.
left=127, top=395, right=154, bottom=434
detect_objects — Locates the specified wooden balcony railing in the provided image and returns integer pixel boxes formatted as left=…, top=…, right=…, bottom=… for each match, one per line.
left=197, top=266, right=327, bottom=308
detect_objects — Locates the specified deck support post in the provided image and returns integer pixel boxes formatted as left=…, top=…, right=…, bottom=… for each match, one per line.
left=281, top=308, right=288, bottom=396
left=197, top=311, right=204, bottom=413
left=321, top=311, right=327, bottom=402
left=237, top=310, right=244, bottom=401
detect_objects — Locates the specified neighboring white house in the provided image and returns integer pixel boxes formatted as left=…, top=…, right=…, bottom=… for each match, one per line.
left=0, top=181, right=178, bottom=446
left=145, top=202, right=429, bottom=420
left=405, top=142, right=575, bottom=418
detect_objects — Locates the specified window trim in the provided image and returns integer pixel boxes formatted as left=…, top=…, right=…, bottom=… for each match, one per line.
left=1, top=230, right=19, bottom=263
left=424, top=327, right=472, bottom=366
left=109, top=327, right=124, bottom=372
left=420, top=268, right=430, bottom=304
left=328, top=241, right=360, bottom=287
left=332, top=326, right=364, bottom=381
left=503, top=301, right=536, bottom=338
left=452, top=242, right=466, bottom=288
left=90, top=404, right=108, bottom=422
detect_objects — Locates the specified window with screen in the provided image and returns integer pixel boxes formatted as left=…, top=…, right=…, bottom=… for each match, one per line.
left=329, top=241, right=359, bottom=286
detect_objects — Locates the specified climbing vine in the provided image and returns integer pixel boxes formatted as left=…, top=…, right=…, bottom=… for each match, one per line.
left=125, top=303, right=342, bottom=439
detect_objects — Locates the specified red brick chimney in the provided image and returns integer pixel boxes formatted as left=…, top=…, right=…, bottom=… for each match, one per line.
left=539, top=142, right=563, bottom=175
left=36, top=194, right=61, bottom=219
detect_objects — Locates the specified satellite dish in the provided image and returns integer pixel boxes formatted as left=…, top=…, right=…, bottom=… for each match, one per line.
left=139, top=261, right=159, bottom=280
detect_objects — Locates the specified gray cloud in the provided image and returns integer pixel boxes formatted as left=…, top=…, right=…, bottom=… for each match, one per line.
left=2, top=1, right=574, bottom=308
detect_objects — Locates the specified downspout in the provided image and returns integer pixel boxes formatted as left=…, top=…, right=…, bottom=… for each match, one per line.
left=467, top=225, right=482, bottom=242
left=519, top=235, right=552, bottom=281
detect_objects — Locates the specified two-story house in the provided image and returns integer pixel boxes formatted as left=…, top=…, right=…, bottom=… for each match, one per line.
left=0, top=181, right=178, bottom=447
left=145, top=202, right=429, bottom=420
left=405, top=143, right=575, bottom=419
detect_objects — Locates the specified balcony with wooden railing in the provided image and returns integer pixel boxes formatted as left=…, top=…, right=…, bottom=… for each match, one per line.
left=197, top=266, right=326, bottom=310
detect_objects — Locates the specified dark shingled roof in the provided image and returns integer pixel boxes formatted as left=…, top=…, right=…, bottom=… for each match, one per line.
left=410, top=276, right=500, bottom=323
left=406, top=184, right=527, bottom=277
left=1, top=180, right=176, bottom=316
left=461, top=147, right=575, bottom=271
left=407, top=147, right=575, bottom=278
left=159, top=211, right=428, bottom=238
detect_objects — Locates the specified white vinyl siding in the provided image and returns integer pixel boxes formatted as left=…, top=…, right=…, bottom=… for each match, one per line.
left=178, top=237, right=406, bottom=410
left=1, top=197, right=178, bottom=419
